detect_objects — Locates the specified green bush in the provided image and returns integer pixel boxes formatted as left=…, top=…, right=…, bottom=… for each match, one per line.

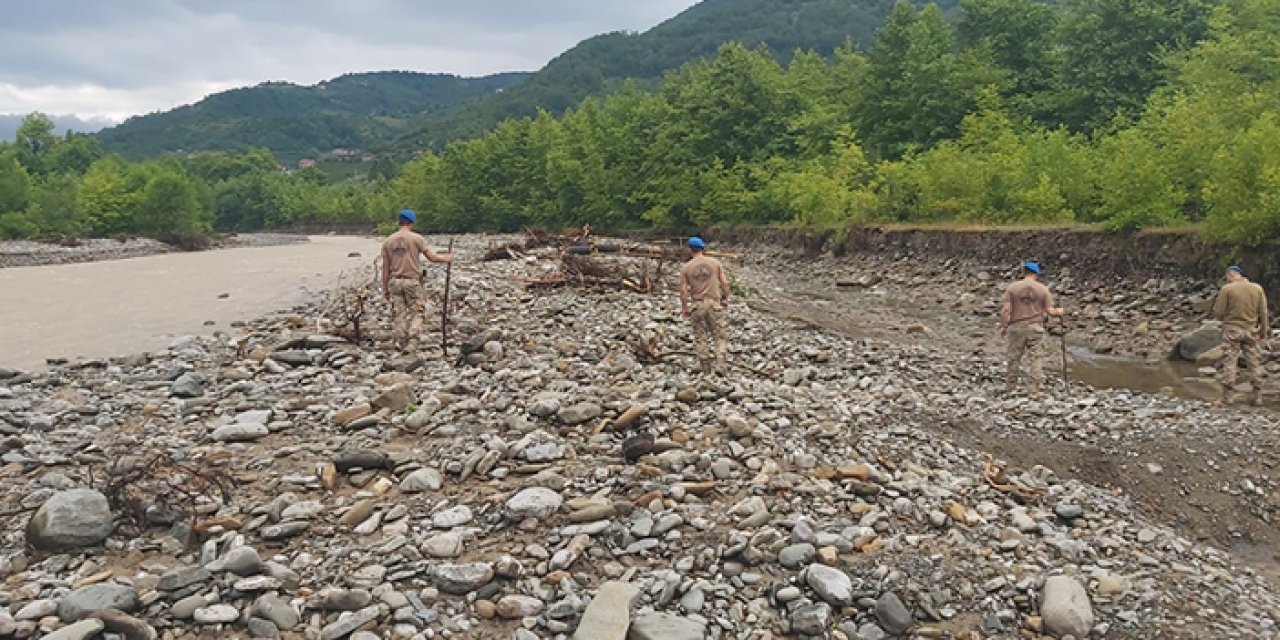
left=0, top=212, right=37, bottom=239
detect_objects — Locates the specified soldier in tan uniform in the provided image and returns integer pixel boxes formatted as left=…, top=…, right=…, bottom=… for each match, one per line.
left=999, top=261, right=1064, bottom=399
left=380, top=209, right=453, bottom=351
left=1213, top=265, right=1269, bottom=406
left=679, top=236, right=730, bottom=375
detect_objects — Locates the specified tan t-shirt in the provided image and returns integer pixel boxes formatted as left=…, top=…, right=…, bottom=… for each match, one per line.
left=1002, top=278, right=1054, bottom=326
left=1214, top=279, right=1269, bottom=332
left=382, top=230, right=429, bottom=281
left=680, top=254, right=729, bottom=304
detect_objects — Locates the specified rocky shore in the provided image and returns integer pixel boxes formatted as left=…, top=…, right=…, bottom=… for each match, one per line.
left=1, top=235, right=1278, bottom=639
left=0, top=234, right=310, bottom=269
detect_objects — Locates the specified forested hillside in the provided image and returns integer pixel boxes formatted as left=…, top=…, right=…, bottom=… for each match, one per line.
left=402, top=0, right=962, bottom=145
left=6, top=0, right=1280, bottom=249
left=95, top=72, right=529, bottom=162
left=96, top=0, right=962, bottom=158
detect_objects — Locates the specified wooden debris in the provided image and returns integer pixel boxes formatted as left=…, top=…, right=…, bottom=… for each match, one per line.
left=982, top=455, right=1046, bottom=500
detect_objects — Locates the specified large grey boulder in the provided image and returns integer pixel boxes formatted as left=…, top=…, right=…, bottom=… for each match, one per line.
left=57, top=583, right=140, bottom=622
left=26, top=489, right=114, bottom=550
left=1176, top=322, right=1222, bottom=361
left=1042, top=576, right=1094, bottom=638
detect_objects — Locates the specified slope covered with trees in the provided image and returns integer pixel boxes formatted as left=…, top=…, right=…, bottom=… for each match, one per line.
left=401, top=0, right=962, bottom=146
left=95, top=72, right=529, bottom=162
left=7, top=0, right=1280, bottom=250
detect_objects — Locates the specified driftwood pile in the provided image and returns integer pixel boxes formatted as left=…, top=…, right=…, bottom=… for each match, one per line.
left=487, top=228, right=699, bottom=294
left=525, top=253, right=668, bottom=293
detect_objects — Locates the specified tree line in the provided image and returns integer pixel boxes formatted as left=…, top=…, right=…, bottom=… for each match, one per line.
left=3, top=0, right=1279, bottom=246
left=392, top=0, right=1280, bottom=245
left=0, top=113, right=397, bottom=243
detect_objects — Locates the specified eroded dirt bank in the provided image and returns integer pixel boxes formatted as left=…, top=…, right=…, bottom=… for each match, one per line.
left=0, top=232, right=1277, bottom=640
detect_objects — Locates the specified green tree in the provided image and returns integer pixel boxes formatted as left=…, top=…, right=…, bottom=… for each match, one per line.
left=368, top=155, right=397, bottom=181
left=0, top=154, right=32, bottom=214
left=1095, top=128, right=1186, bottom=230
left=14, top=113, right=57, bottom=177
left=859, top=2, right=1003, bottom=159
left=1054, top=0, right=1214, bottom=132
left=46, top=132, right=103, bottom=176
left=1202, top=113, right=1280, bottom=244
left=957, top=0, right=1059, bottom=121
left=26, top=174, right=84, bottom=237
left=78, top=157, right=146, bottom=235
left=137, top=170, right=210, bottom=240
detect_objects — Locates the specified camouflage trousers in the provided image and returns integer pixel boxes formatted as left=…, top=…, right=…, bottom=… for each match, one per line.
left=1006, top=323, right=1045, bottom=391
left=689, top=300, right=727, bottom=374
left=1220, top=326, right=1264, bottom=390
left=388, top=277, right=427, bottom=349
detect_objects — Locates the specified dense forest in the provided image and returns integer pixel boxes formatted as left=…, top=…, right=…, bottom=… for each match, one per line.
left=95, top=72, right=530, bottom=163
left=395, top=0, right=962, bottom=146
left=3, top=0, right=1279, bottom=247
left=94, top=0, right=958, bottom=160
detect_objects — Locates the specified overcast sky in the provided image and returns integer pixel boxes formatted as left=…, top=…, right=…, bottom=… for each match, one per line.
left=0, top=0, right=700, bottom=126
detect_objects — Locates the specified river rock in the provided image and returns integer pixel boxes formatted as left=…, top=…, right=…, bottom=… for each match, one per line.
left=192, top=604, right=240, bottom=624
left=171, top=372, right=204, bottom=398
left=400, top=467, right=442, bottom=493
left=791, top=602, right=832, bottom=635
left=506, top=486, right=563, bottom=519
left=433, top=562, right=494, bottom=594
left=26, top=488, right=114, bottom=550
left=58, top=583, right=140, bottom=622
left=372, top=383, right=414, bottom=411
left=558, top=401, right=603, bottom=425
left=574, top=582, right=639, bottom=640
left=875, top=591, right=912, bottom=635
left=319, top=605, right=380, bottom=640
left=90, top=608, right=157, bottom=640
left=42, top=619, right=105, bottom=640
left=16, top=599, right=57, bottom=620
left=211, top=423, right=269, bottom=442
left=422, top=531, right=465, bottom=558
left=806, top=564, right=854, bottom=606
left=255, top=594, right=300, bottom=630
left=158, top=565, right=211, bottom=591
left=208, top=546, right=264, bottom=575
left=1176, top=323, right=1222, bottom=361
left=320, top=587, right=372, bottom=611
left=1042, top=576, right=1094, bottom=638
left=496, top=595, right=545, bottom=619
left=628, top=611, right=706, bottom=640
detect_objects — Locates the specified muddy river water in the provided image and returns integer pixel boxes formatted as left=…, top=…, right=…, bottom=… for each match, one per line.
left=0, top=236, right=383, bottom=370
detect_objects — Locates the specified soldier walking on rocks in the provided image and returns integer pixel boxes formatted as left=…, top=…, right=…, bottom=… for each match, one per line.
left=999, top=261, right=1064, bottom=399
left=1213, top=265, right=1269, bottom=406
left=380, top=209, right=453, bottom=351
left=680, top=236, right=730, bottom=375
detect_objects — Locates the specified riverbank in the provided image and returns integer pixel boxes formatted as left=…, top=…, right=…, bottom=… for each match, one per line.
left=0, top=233, right=313, bottom=269
left=1, top=234, right=1277, bottom=639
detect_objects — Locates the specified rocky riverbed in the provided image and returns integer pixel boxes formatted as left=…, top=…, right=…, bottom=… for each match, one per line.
left=0, top=234, right=309, bottom=269
left=1, top=235, right=1278, bottom=640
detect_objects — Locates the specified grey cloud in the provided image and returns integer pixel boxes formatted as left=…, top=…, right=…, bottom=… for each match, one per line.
left=0, top=0, right=697, bottom=117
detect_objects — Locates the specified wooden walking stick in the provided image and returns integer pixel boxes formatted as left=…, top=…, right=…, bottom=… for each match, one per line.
left=441, top=237, right=455, bottom=359
left=1058, top=316, right=1069, bottom=383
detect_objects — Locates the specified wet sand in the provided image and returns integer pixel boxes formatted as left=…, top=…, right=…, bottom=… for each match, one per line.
left=0, top=236, right=383, bottom=369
